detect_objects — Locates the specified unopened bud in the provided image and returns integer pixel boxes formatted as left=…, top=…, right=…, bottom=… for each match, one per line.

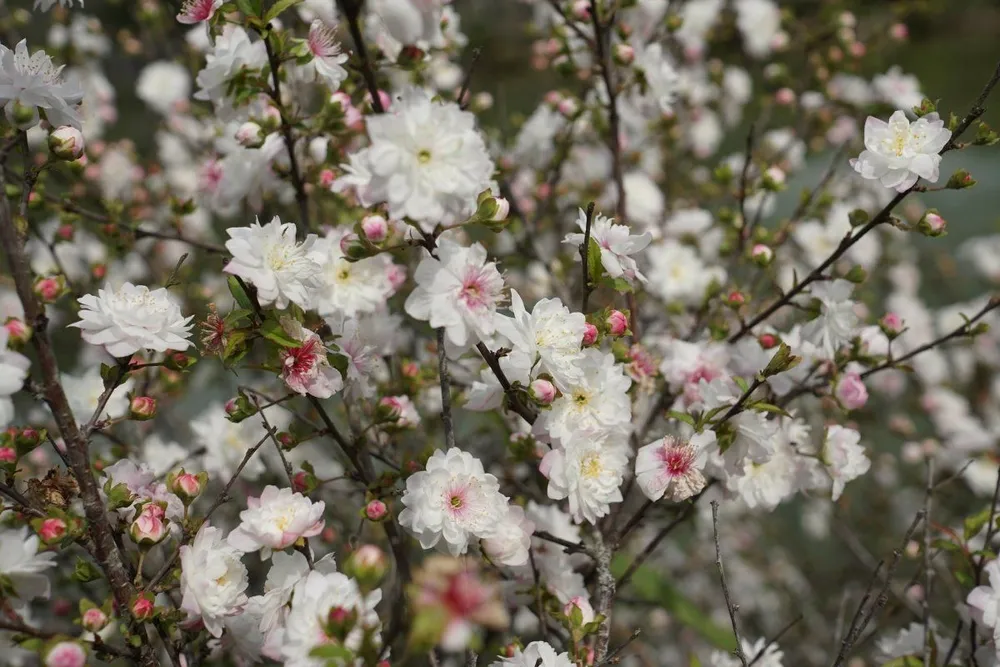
left=582, top=323, right=599, bottom=347
left=361, top=215, right=389, bottom=244
left=834, top=373, right=868, bottom=410
left=4, top=317, right=31, bottom=346
left=917, top=211, right=947, bottom=237
left=364, top=499, right=388, bottom=522
left=725, top=291, right=746, bottom=307
left=5, top=100, right=38, bottom=130
left=81, top=607, right=109, bottom=633
left=613, top=43, right=635, bottom=65
left=475, top=191, right=511, bottom=230
left=339, top=232, right=371, bottom=261
left=129, top=396, right=157, bottom=421
left=750, top=244, right=773, bottom=266
left=605, top=310, right=628, bottom=336
left=131, top=594, right=155, bottom=621
left=758, top=333, right=779, bottom=350
left=345, top=544, right=389, bottom=590
left=530, top=378, right=557, bottom=405
left=0, top=446, right=15, bottom=464
left=946, top=169, right=976, bottom=190
left=571, top=0, right=590, bottom=20
left=563, top=595, right=595, bottom=625
left=293, top=470, right=318, bottom=494
left=48, top=126, right=85, bottom=160
left=37, top=517, right=68, bottom=544
left=377, top=396, right=403, bottom=421
left=129, top=503, right=167, bottom=546
left=167, top=469, right=206, bottom=503
left=880, top=312, right=903, bottom=337
left=236, top=122, right=265, bottom=148
left=33, top=275, right=66, bottom=303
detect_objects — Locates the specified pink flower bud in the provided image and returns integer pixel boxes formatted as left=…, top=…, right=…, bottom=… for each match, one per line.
left=758, top=333, right=778, bottom=349
left=81, top=607, right=108, bottom=633
left=276, top=432, right=296, bottom=449
left=726, top=291, right=746, bottom=306
left=48, top=126, right=84, bottom=161
left=530, top=378, right=557, bottom=405
left=235, top=121, right=265, bottom=148
left=34, top=276, right=65, bottom=303
left=401, top=361, right=419, bottom=378
left=131, top=595, right=155, bottom=620
left=45, top=641, right=87, bottom=667
left=571, top=0, right=590, bottom=20
left=293, top=470, right=317, bottom=494
left=544, top=90, right=563, bottom=106
left=921, top=211, right=946, bottom=236
left=880, top=312, right=903, bottom=335
left=0, top=446, right=15, bottom=463
left=346, top=544, right=389, bottom=586
left=751, top=244, right=773, bottom=265
left=890, top=23, right=909, bottom=41
left=606, top=310, right=628, bottom=336
left=557, top=98, right=579, bottom=117
left=613, top=43, right=635, bottom=65
left=168, top=470, right=205, bottom=502
left=849, top=41, right=866, bottom=58
left=367, top=89, right=392, bottom=112
left=130, top=503, right=167, bottom=546
left=563, top=595, right=595, bottom=624
left=775, top=88, right=795, bottom=106
left=319, top=168, right=335, bottom=188
left=129, top=396, right=157, bottom=421
left=224, top=397, right=239, bottom=415
left=361, top=215, right=389, bottom=243
left=582, top=323, right=599, bottom=347
left=38, top=518, right=67, bottom=543
left=835, top=372, right=868, bottom=410
left=4, top=317, right=31, bottom=345
left=365, top=499, right=388, bottom=522
left=56, top=223, right=74, bottom=241
left=378, top=396, right=403, bottom=421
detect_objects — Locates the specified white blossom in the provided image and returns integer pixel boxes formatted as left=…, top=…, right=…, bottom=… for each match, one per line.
left=540, top=349, right=632, bottom=444
left=540, top=438, right=628, bottom=524
left=822, top=425, right=870, bottom=500
left=0, top=328, right=30, bottom=426
left=179, top=524, right=249, bottom=638
left=227, top=485, right=326, bottom=559
left=489, top=641, right=574, bottom=667
left=494, top=290, right=587, bottom=386
left=635, top=433, right=711, bottom=502
left=801, top=279, right=860, bottom=359
left=70, top=283, right=193, bottom=358
left=311, top=228, right=401, bottom=319
left=0, top=527, right=56, bottom=610
left=193, top=26, right=267, bottom=117
left=223, top=217, right=322, bottom=310
left=0, top=40, right=83, bottom=128
left=564, top=208, right=651, bottom=287
left=851, top=111, right=951, bottom=192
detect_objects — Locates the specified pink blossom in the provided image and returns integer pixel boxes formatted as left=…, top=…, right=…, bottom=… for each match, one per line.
left=132, top=595, right=155, bottom=620
left=38, top=518, right=67, bottom=543
left=835, top=373, right=869, bottom=410
left=280, top=328, right=343, bottom=399
left=529, top=378, right=557, bottom=405
left=0, top=447, right=15, bottom=463
left=582, top=323, right=598, bottom=346
left=606, top=310, right=628, bottom=336
left=45, top=641, right=86, bottom=667
left=635, top=434, right=710, bottom=502
left=81, top=607, right=108, bottom=632
left=177, top=0, right=223, bottom=25
left=365, top=499, right=388, bottom=521
left=130, top=503, right=168, bottom=545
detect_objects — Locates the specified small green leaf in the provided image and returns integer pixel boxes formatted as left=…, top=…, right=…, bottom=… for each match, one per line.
left=587, top=238, right=605, bottom=286
left=309, top=644, right=353, bottom=661
left=74, top=557, right=102, bottom=583
left=264, top=0, right=304, bottom=23
left=235, top=0, right=261, bottom=16
left=260, top=318, right=301, bottom=347
left=752, top=402, right=791, bottom=418
left=964, top=506, right=993, bottom=541
left=228, top=276, right=254, bottom=312
left=733, top=376, right=749, bottom=393
left=667, top=410, right=696, bottom=427
left=931, top=538, right=960, bottom=553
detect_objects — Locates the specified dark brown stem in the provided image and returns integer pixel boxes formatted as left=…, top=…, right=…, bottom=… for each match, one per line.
left=0, top=139, right=161, bottom=667
left=474, top=342, right=539, bottom=425
left=437, top=327, right=456, bottom=450
left=580, top=201, right=597, bottom=312
left=338, top=0, right=384, bottom=113
left=262, top=31, right=310, bottom=233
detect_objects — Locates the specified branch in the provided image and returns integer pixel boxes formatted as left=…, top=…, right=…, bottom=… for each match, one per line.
left=337, top=0, right=384, bottom=114
left=711, top=501, right=749, bottom=667
left=262, top=31, right=310, bottom=233
left=922, top=459, right=934, bottom=667
left=474, top=342, right=539, bottom=425
left=457, top=47, right=482, bottom=110
left=591, top=530, right=616, bottom=662
left=437, top=328, right=456, bottom=450
left=580, top=201, right=596, bottom=312
left=616, top=488, right=708, bottom=588
left=0, top=617, right=136, bottom=659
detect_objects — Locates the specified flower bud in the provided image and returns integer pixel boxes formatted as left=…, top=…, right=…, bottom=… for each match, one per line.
left=563, top=595, right=595, bottom=625
left=359, top=215, right=389, bottom=244
left=167, top=469, right=206, bottom=503
left=774, top=88, right=795, bottom=106
left=131, top=594, right=155, bottom=621
left=613, top=43, right=635, bottom=65
left=236, top=122, right=265, bottom=148
left=81, top=607, right=109, bottom=633
left=605, top=310, right=628, bottom=336
left=339, top=232, right=372, bottom=261
left=33, top=275, right=66, bottom=303
left=529, top=379, right=557, bottom=406
left=319, top=168, right=335, bottom=188
left=758, top=333, right=779, bottom=350
left=571, top=0, right=590, bottom=20
left=4, top=317, right=31, bottom=347
left=946, top=169, right=976, bottom=190
left=44, top=641, right=86, bottom=667
left=474, top=191, right=511, bottom=230
left=129, top=502, right=167, bottom=546
left=0, top=446, right=15, bottom=464
left=880, top=312, right=903, bottom=338
left=557, top=98, right=579, bottom=117
left=129, top=396, right=157, bottom=421
left=762, top=166, right=786, bottom=190
left=725, top=291, right=746, bottom=307
left=364, top=499, right=388, bottom=522
left=37, top=517, right=68, bottom=544
left=917, top=211, right=947, bottom=237
left=834, top=373, right=868, bottom=410
left=5, top=100, right=38, bottom=130
left=345, top=544, right=389, bottom=590
left=750, top=243, right=773, bottom=266
left=276, top=431, right=297, bottom=449
left=890, top=23, right=909, bottom=41
left=377, top=396, right=403, bottom=421
left=582, top=323, right=598, bottom=347
left=293, top=470, right=318, bottom=494
left=48, top=126, right=85, bottom=161
left=224, top=393, right=258, bottom=423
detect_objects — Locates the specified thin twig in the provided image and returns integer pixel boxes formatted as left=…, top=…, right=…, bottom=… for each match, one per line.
left=711, top=501, right=749, bottom=667
left=580, top=201, right=597, bottom=312
left=748, top=615, right=802, bottom=666
left=529, top=547, right=550, bottom=644
left=475, top=342, right=538, bottom=425
left=457, top=47, right=482, bottom=110
left=923, top=459, right=934, bottom=667
left=338, top=0, right=384, bottom=113
left=597, top=629, right=642, bottom=666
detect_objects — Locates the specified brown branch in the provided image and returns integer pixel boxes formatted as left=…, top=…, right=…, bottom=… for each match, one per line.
left=591, top=530, right=616, bottom=662
left=437, top=328, right=456, bottom=450
left=580, top=201, right=597, bottom=312
left=337, top=0, right=384, bottom=114
left=711, top=501, right=749, bottom=667
left=0, top=138, right=161, bottom=667
left=475, top=342, right=539, bottom=425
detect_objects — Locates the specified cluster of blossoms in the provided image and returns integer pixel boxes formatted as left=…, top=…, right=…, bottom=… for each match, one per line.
left=2, top=1, right=1000, bottom=667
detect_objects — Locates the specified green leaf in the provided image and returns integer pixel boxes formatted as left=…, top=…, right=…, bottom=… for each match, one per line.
left=264, top=0, right=304, bottom=23
left=931, top=538, right=961, bottom=553
left=751, top=402, right=791, bottom=418
left=309, top=644, right=353, bottom=661
left=964, top=506, right=993, bottom=541
left=74, top=557, right=102, bottom=583
left=880, top=656, right=923, bottom=667
left=225, top=308, right=253, bottom=327
left=733, top=376, right=749, bottom=393
left=260, top=318, right=300, bottom=347
left=612, top=555, right=736, bottom=651
left=228, top=276, right=254, bottom=312
left=235, top=0, right=260, bottom=16
left=667, top=410, right=696, bottom=427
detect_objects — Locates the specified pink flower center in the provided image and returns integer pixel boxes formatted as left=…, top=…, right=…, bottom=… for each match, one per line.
left=199, top=160, right=223, bottom=193
left=443, top=484, right=470, bottom=518
left=308, top=23, right=341, bottom=60
left=459, top=268, right=493, bottom=311
left=282, top=338, right=321, bottom=378
left=659, top=442, right=694, bottom=477
left=179, top=0, right=217, bottom=22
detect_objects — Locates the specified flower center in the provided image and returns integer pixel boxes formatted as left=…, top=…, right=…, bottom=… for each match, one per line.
left=662, top=446, right=693, bottom=476
left=417, top=149, right=432, bottom=164
left=573, top=391, right=589, bottom=405
left=581, top=453, right=603, bottom=479
left=266, top=244, right=291, bottom=271
left=283, top=339, right=321, bottom=378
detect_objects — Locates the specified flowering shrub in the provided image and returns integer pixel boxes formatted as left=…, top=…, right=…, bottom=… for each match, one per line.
left=2, top=1, right=1000, bottom=666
